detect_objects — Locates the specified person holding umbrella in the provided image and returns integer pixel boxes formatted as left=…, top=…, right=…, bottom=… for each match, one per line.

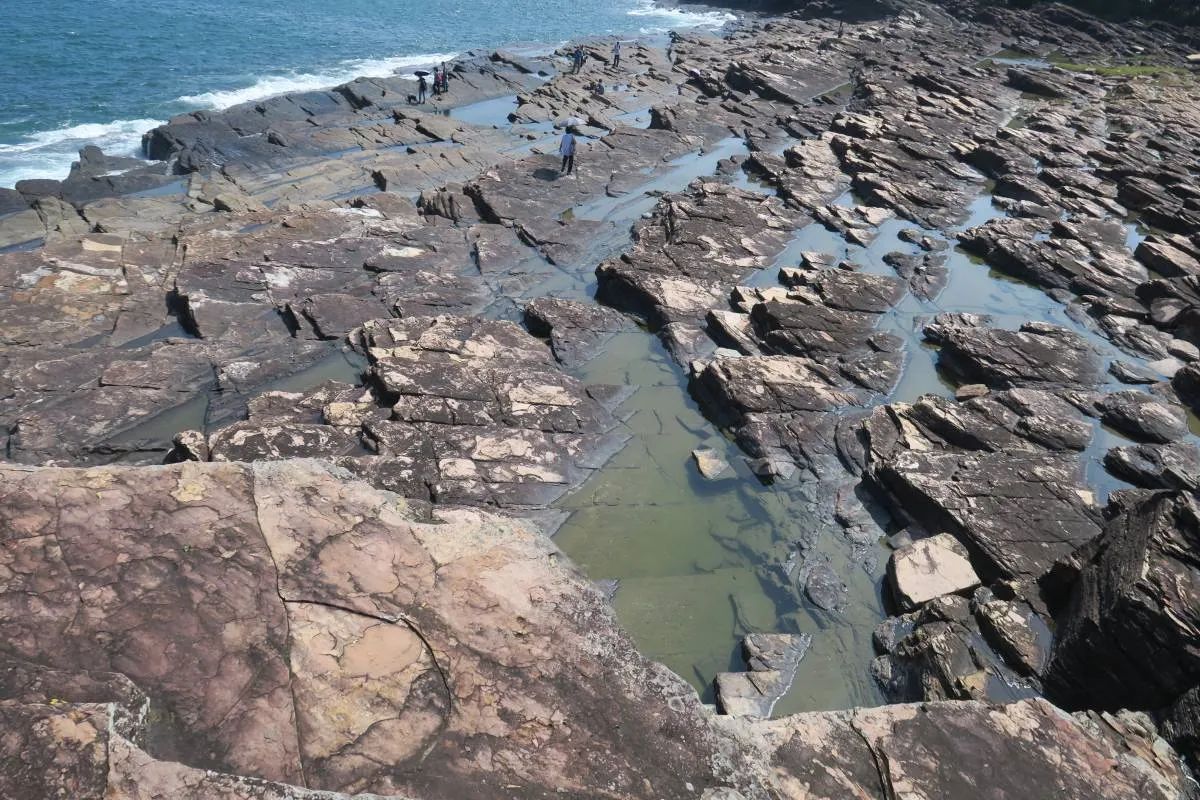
left=415, top=70, right=429, bottom=103
left=559, top=126, right=577, bottom=176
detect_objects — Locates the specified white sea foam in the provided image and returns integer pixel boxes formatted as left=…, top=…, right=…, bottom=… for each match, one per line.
left=0, top=118, right=162, bottom=188
left=0, top=119, right=162, bottom=156
left=626, top=0, right=736, bottom=33
left=175, top=51, right=459, bottom=111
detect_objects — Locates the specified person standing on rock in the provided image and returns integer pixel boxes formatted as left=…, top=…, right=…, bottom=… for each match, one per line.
left=418, top=74, right=428, bottom=103
left=612, top=40, right=621, bottom=70
left=439, top=62, right=450, bottom=94
left=559, top=128, right=577, bottom=175
left=572, top=46, right=584, bottom=74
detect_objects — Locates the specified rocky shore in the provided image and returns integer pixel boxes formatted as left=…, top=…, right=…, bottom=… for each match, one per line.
left=4, top=0, right=1200, bottom=796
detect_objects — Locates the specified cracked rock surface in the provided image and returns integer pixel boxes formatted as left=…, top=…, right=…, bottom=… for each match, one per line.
left=1, top=459, right=1194, bottom=799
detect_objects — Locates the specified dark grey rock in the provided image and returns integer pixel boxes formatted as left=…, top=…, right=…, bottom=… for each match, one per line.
left=1097, top=390, right=1188, bottom=443
left=1104, top=442, right=1200, bottom=489
left=1045, top=490, right=1200, bottom=711
left=524, top=297, right=626, bottom=366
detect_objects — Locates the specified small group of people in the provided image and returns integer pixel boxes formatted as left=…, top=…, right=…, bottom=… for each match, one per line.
left=569, top=40, right=621, bottom=75
left=415, top=62, right=450, bottom=103
left=432, top=64, right=450, bottom=95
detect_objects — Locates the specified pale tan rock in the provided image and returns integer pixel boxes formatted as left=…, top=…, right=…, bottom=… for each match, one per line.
left=955, top=383, right=990, bottom=400
left=888, top=532, right=980, bottom=611
left=693, top=447, right=732, bottom=479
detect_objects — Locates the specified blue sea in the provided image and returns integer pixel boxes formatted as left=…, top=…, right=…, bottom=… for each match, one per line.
left=0, top=0, right=734, bottom=188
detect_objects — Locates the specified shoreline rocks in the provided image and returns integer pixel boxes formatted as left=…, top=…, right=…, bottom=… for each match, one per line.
left=4, top=0, right=1200, bottom=794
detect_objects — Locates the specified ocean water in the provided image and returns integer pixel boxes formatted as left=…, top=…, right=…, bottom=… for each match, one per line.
left=0, top=0, right=733, bottom=188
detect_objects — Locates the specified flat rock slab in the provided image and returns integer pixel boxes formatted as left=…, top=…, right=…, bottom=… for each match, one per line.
left=596, top=182, right=800, bottom=329
left=928, top=321, right=1102, bottom=389
left=1097, top=390, right=1188, bottom=444
left=869, top=449, right=1103, bottom=583
left=888, top=533, right=981, bottom=611
left=524, top=296, right=627, bottom=366
left=181, top=315, right=628, bottom=510
left=0, top=459, right=758, bottom=797
left=1104, top=442, right=1200, bottom=490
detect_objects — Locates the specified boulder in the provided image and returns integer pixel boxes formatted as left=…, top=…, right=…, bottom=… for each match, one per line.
left=0, top=187, right=28, bottom=215
left=1045, top=490, right=1200, bottom=711
left=871, top=595, right=1036, bottom=704
left=1172, top=361, right=1200, bottom=414
left=692, top=447, right=732, bottom=479
left=887, top=533, right=981, bottom=611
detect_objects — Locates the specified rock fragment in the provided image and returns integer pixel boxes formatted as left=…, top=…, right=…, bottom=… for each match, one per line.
left=888, top=533, right=981, bottom=611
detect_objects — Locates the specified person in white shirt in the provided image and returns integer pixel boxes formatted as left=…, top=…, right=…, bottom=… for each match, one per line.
left=559, top=129, right=577, bottom=175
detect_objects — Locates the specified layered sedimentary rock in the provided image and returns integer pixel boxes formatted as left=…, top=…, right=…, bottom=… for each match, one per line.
left=1045, top=490, right=1200, bottom=712
left=5, top=1, right=1200, bottom=794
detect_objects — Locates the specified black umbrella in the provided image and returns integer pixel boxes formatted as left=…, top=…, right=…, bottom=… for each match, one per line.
left=414, top=70, right=431, bottom=77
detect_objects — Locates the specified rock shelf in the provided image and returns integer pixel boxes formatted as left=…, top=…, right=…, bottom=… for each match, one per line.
left=5, top=0, right=1200, bottom=796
